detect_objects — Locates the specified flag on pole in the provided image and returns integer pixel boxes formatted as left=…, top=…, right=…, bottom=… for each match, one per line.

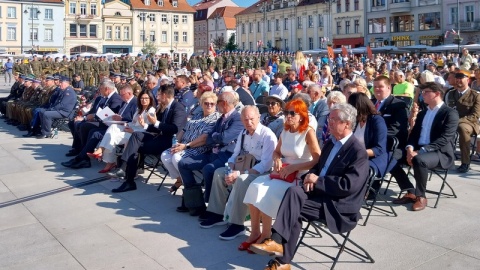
left=341, top=46, right=348, bottom=57
left=209, top=43, right=216, bottom=58
left=327, top=46, right=334, bottom=59
left=367, top=46, right=373, bottom=60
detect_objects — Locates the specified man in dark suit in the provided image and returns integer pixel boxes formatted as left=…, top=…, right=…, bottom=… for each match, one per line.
left=61, top=85, right=138, bottom=169
left=111, top=85, right=187, bottom=193
left=250, top=103, right=369, bottom=270
left=177, top=90, right=244, bottom=215
left=36, top=76, right=77, bottom=139
left=445, top=70, right=480, bottom=173
left=308, top=84, right=329, bottom=146
left=66, top=80, right=124, bottom=156
left=393, top=82, right=459, bottom=211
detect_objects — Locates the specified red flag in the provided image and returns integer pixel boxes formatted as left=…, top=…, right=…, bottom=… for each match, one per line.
left=341, top=46, right=348, bottom=57
left=209, top=43, right=216, bottom=58
left=367, top=46, right=373, bottom=60
left=327, top=46, right=334, bottom=59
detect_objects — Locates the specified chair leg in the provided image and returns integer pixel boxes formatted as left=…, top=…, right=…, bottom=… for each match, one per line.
left=144, top=158, right=161, bottom=184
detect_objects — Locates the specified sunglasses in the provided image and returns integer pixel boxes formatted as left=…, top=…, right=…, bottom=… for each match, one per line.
left=203, top=102, right=216, bottom=107
left=265, top=101, right=278, bottom=106
left=283, top=110, right=298, bottom=117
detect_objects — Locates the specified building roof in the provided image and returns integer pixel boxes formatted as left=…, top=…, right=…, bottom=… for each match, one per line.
left=28, top=0, right=64, bottom=4
left=208, top=6, right=244, bottom=19
left=191, top=0, right=224, bottom=10
left=130, top=0, right=195, bottom=13
left=224, top=17, right=236, bottom=29
left=236, top=0, right=325, bottom=16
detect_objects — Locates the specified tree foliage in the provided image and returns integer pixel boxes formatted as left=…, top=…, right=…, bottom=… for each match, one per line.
left=225, top=33, right=238, bottom=51
left=141, top=42, right=158, bottom=55
left=213, top=36, right=226, bottom=50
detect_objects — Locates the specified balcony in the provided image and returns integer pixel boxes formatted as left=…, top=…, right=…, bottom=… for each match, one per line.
left=459, top=20, right=480, bottom=32
left=75, top=14, right=95, bottom=22
left=390, top=1, right=411, bottom=13
left=417, top=0, right=438, bottom=7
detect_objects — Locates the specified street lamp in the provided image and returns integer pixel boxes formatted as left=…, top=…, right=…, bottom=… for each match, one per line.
left=137, top=12, right=150, bottom=48
left=326, top=0, right=336, bottom=47
left=24, top=3, right=41, bottom=54
left=454, top=0, right=462, bottom=53
left=167, top=15, right=178, bottom=59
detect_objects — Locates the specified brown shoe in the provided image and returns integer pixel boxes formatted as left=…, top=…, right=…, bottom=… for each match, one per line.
left=392, top=192, right=416, bottom=204
left=264, top=259, right=291, bottom=270
left=250, top=239, right=284, bottom=257
left=412, top=197, right=428, bottom=211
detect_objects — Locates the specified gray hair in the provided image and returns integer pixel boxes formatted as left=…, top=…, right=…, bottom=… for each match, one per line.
left=394, top=70, right=405, bottom=77
left=330, top=103, right=357, bottom=130
left=221, top=90, right=236, bottom=105
left=327, top=91, right=346, bottom=104
left=241, top=105, right=260, bottom=117
left=147, top=76, right=158, bottom=84
left=119, top=84, right=133, bottom=93
left=100, top=80, right=115, bottom=91
left=200, top=91, right=217, bottom=103
left=293, top=92, right=312, bottom=107
left=307, top=84, right=321, bottom=93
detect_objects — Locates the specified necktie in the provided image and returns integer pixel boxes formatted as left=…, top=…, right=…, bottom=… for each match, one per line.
left=375, top=101, right=380, bottom=111
left=118, top=102, right=128, bottom=116
left=162, top=107, right=169, bottom=122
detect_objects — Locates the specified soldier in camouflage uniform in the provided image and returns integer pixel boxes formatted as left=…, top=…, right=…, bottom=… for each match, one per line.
left=124, top=53, right=134, bottom=75
left=188, top=55, right=198, bottom=70
left=199, top=54, right=208, bottom=73
left=41, top=56, right=50, bottom=72
left=133, top=55, right=144, bottom=74
left=60, top=56, right=70, bottom=77
left=52, top=57, right=62, bottom=74
left=158, top=54, right=168, bottom=71
left=215, top=53, right=224, bottom=71
left=119, top=54, right=126, bottom=73
left=127, top=75, right=142, bottom=96
left=13, top=59, right=22, bottom=74
left=20, top=59, right=31, bottom=76
left=73, top=56, right=83, bottom=78
left=110, top=57, right=121, bottom=73
left=91, top=56, right=100, bottom=86
left=18, top=78, right=44, bottom=130
left=81, top=56, right=93, bottom=87
left=9, top=77, right=34, bottom=124
left=30, top=56, right=42, bottom=78
left=98, top=56, right=110, bottom=80
left=143, top=55, right=153, bottom=73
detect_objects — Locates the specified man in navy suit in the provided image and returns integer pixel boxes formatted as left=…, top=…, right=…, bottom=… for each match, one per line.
left=66, top=80, right=124, bottom=156
left=250, top=103, right=369, bottom=269
left=111, top=85, right=187, bottom=193
left=62, top=85, right=137, bottom=169
left=308, top=84, right=329, bottom=146
left=393, top=82, right=459, bottom=211
left=177, top=90, right=244, bottom=215
left=37, top=76, right=77, bottom=138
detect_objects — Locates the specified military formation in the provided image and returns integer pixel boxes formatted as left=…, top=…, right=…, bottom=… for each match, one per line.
left=188, top=51, right=294, bottom=71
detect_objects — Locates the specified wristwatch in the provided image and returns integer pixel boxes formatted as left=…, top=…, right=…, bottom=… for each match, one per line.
left=186, top=143, right=191, bottom=149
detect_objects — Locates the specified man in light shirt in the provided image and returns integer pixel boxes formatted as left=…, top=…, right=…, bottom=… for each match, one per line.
left=269, top=73, right=288, bottom=100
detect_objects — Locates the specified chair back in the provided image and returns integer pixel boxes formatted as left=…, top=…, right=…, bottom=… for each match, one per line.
left=256, top=104, right=269, bottom=115
left=255, top=95, right=266, bottom=105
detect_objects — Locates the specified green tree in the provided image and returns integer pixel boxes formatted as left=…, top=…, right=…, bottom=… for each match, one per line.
left=141, top=42, right=158, bottom=55
left=213, top=36, right=226, bottom=50
left=225, top=33, right=238, bottom=51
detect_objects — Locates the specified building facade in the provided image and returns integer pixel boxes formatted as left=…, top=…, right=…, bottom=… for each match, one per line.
left=192, top=0, right=237, bottom=53
left=332, top=0, right=365, bottom=48
left=0, top=0, right=23, bottom=54
left=365, top=0, right=443, bottom=47
left=130, top=0, right=195, bottom=59
left=102, top=0, right=132, bottom=53
left=235, top=0, right=327, bottom=52
left=64, top=0, right=103, bottom=54
left=443, top=0, right=480, bottom=45
left=207, top=6, right=244, bottom=49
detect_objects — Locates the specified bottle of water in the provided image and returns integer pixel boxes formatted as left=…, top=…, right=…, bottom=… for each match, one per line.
left=224, top=162, right=232, bottom=175
left=53, top=128, right=58, bottom=139
left=172, top=134, right=177, bottom=146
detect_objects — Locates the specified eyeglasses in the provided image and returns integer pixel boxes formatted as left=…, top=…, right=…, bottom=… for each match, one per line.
left=421, top=90, right=435, bottom=94
left=203, top=102, right=216, bottom=107
left=140, top=98, right=150, bottom=100
left=265, top=101, right=278, bottom=106
left=283, top=110, right=299, bottom=117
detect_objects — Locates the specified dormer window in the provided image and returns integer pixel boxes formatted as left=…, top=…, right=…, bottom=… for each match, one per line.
left=145, top=0, right=150, bottom=5
left=172, top=0, right=178, bottom=7
left=115, top=12, right=121, bottom=16
left=158, top=0, right=164, bottom=6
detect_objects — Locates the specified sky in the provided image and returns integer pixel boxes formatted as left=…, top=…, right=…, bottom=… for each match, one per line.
left=186, top=0, right=257, bottom=8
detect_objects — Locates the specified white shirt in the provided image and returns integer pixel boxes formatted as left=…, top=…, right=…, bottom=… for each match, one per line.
left=353, top=122, right=366, bottom=148
left=269, top=84, right=288, bottom=100
left=227, top=124, right=278, bottom=174
left=418, top=102, right=443, bottom=146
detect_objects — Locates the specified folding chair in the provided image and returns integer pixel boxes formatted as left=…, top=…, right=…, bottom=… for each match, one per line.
left=294, top=219, right=374, bottom=270
left=256, top=104, right=268, bottom=115
left=255, top=95, right=266, bottom=105
left=141, top=154, right=170, bottom=190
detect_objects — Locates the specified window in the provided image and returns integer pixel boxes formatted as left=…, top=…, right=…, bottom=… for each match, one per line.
left=115, top=11, right=121, bottom=16
left=248, top=22, right=252, bottom=33
left=45, top=29, right=53, bottom=41
left=182, top=31, right=187, bottom=42
left=140, top=30, right=145, bottom=41
left=158, top=0, right=164, bottom=6
left=90, top=4, right=96, bottom=15
left=241, top=23, right=245, bottom=34
left=80, top=3, right=87, bottom=15
left=115, top=26, right=121, bottom=39
left=174, top=31, right=179, bottom=42
left=308, top=15, right=313, bottom=28
left=69, top=3, right=76, bottom=14
left=173, top=15, right=179, bottom=24
left=284, top=39, right=288, bottom=50
left=371, top=0, right=385, bottom=7
left=7, top=26, right=16, bottom=40
left=249, top=42, right=253, bottom=51
left=309, top=37, right=313, bottom=50
left=150, top=31, right=155, bottom=41
left=297, top=17, right=302, bottom=29
left=182, top=15, right=187, bottom=23
left=298, top=38, right=302, bottom=50
left=173, top=0, right=178, bottom=7
left=30, top=28, right=38, bottom=40
left=390, top=15, right=414, bottom=32
left=45, top=9, right=53, bottom=20
left=90, top=25, right=96, bottom=37
left=354, top=20, right=359, bottom=33
left=368, top=18, right=387, bottom=33
left=466, top=6, right=474, bottom=22
left=392, top=0, right=409, bottom=2
left=149, top=14, right=155, bottom=21
left=161, top=31, right=167, bottom=42
left=267, top=20, right=271, bottom=31
left=139, top=13, right=145, bottom=21
left=418, top=12, right=440, bottom=30
left=284, top=18, right=288, bottom=30
left=354, top=0, right=359, bottom=10
left=145, top=0, right=150, bottom=5
left=123, top=26, right=130, bottom=40
left=79, top=24, right=87, bottom=37
left=29, top=8, right=39, bottom=19
left=69, top=24, right=77, bottom=37
left=345, top=0, right=350, bottom=12
left=318, top=15, right=323, bottom=27
left=336, top=21, right=341, bottom=34
left=275, top=19, right=280, bottom=31
left=450, top=7, right=457, bottom=25
left=106, top=26, right=112, bottom=39
left=257, top=21, right=260, bottom=32
left=7, top=7, right=16, bottom=18
left=345, top=20, right=350, bottom=34
left=337, top=1, right=341, bottom=13
left=242, top=42, right=245, bottom=50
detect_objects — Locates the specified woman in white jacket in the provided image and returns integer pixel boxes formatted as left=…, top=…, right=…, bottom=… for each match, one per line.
left=290, top=51, right=309, bottom=81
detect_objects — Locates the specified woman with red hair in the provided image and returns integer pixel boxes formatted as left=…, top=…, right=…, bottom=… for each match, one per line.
left=240, top=99, right=320, bottom=252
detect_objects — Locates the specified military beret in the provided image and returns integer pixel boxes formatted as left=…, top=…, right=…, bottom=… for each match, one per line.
left=59, top=76, right=70, bottom=82
left=126, top=75, right=135, bottom=82
left=53, top=75, right=61, bottom=80
left=455, top=70, right=471, bottom=78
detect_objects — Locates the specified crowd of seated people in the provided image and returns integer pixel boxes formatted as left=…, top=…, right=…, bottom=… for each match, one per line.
left=2, top=49, right=480, bottom=270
